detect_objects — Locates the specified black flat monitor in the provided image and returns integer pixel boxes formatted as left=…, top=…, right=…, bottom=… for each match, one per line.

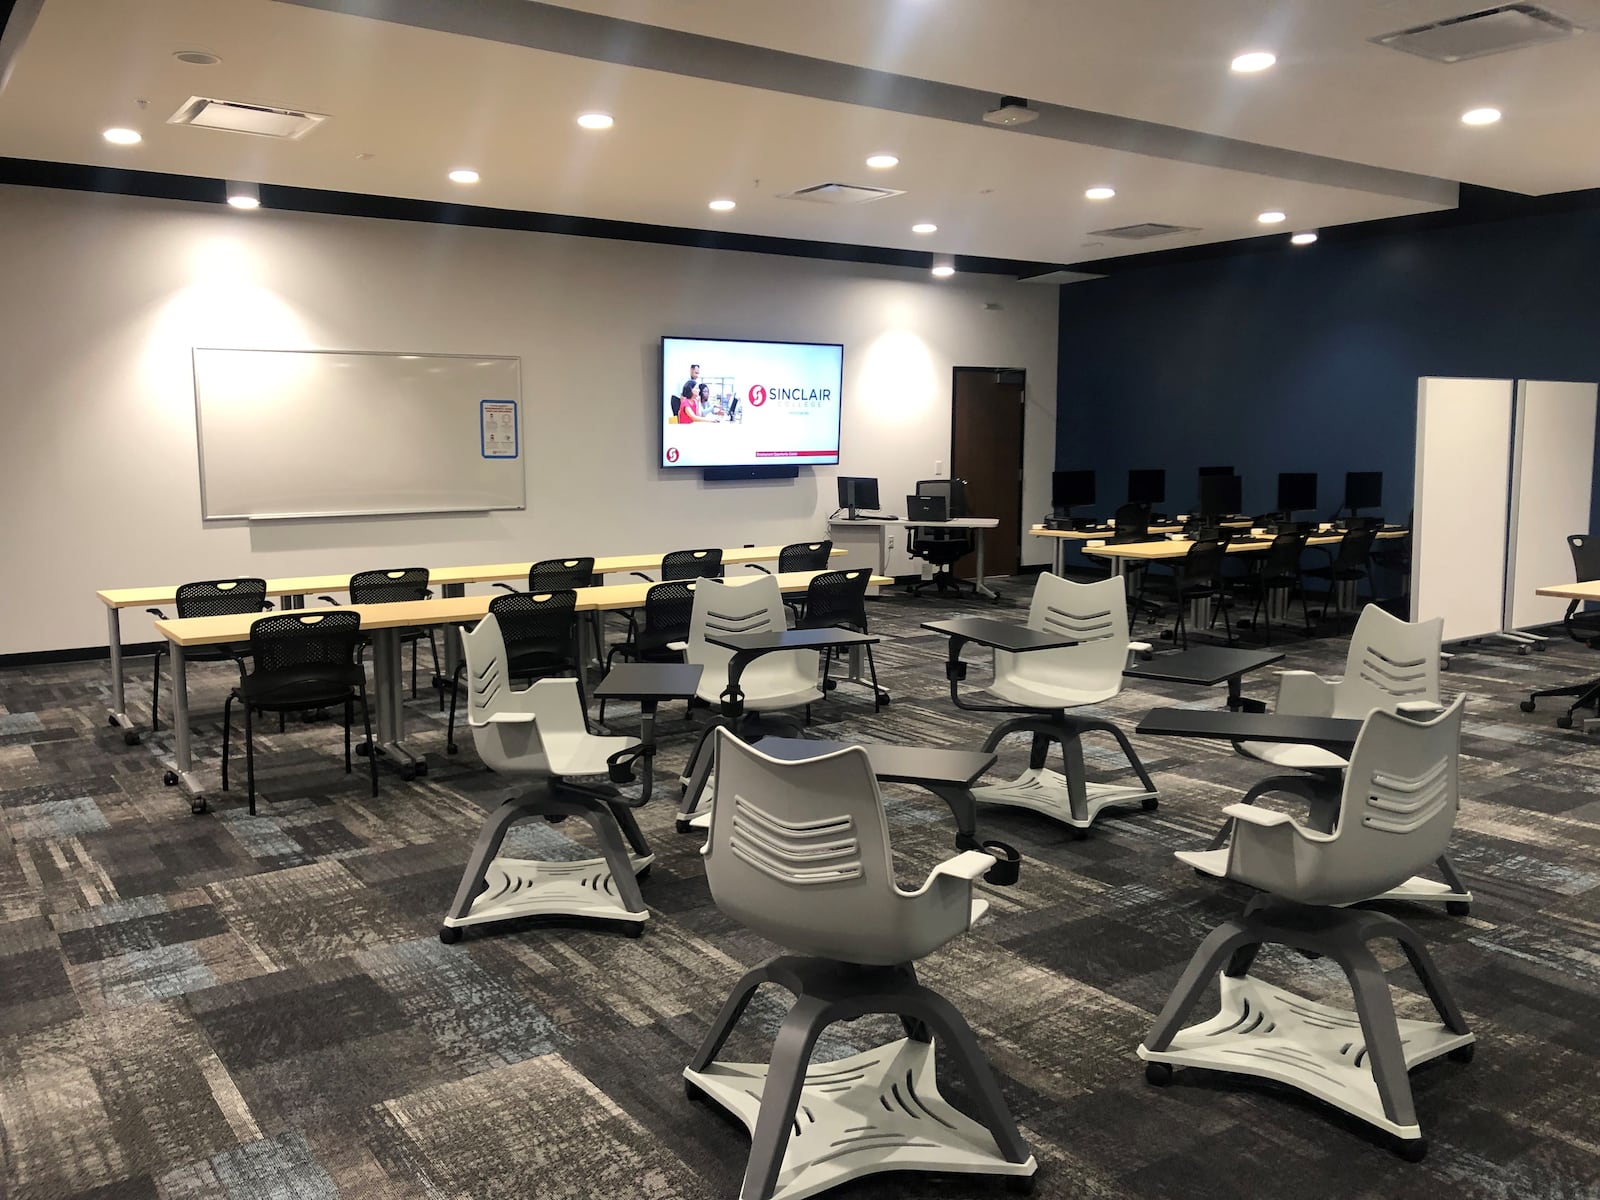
left=1128, top=469, right=1166, bottom=505
left=1277, top=472, right=1318, bottom=514
left=1051, top=469, right=1095, bottom=514
left=837, top=476, right=880, bottom=518
left=916, top=477, right=968, bottom=519
left=1345, top=471, right=1383, bottom=512
left=1198, top=465, right=1235, bottom=477
left=1198, top=472, right=1242, bottom=518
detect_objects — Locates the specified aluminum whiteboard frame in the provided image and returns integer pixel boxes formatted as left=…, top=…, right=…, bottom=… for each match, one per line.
left=193, top=347, right=525, bottom=521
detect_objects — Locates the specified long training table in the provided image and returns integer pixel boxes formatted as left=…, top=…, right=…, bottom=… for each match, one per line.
left=150, top=569, right=890, bottom=812
left=1082, top=528, right=1407, bottom=576
left=1028, top=521, right=1255, bottom=576
left=97, top=543, right=844, bottom=740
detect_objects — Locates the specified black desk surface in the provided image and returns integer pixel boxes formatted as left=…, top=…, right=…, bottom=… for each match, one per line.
left=1124, top=647, right=1284, bottom=686
left=921, top=617, right=1076, bottom=652
left=709, top=628, right=879, bottom=652
left=753, top=737, right=996, bottom=789
left=593, top=662, right=705, bottom=700
left=1137, top=708, right=1364, bottom=748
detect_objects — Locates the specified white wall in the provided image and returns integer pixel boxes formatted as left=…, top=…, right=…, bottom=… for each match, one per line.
left=0, top=184, right=1059, bottom=654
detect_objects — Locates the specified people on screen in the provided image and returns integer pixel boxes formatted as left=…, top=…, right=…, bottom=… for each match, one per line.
left=675, top=380, right=701, bottom=423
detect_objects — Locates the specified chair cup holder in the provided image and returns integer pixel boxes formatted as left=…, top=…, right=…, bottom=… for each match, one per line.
left=982, top=840, right=1021, bottom=887
left=608, top=761, right=636, bottom=785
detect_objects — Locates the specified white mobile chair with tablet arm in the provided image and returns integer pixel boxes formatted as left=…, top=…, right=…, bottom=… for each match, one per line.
left=438, top=613, right=653, bottom=941
left=675, top=575, right=823, bottom=831
left=1182, top=604, right=1472, bottom=912
left=683, top=732, right=1037, bottom=1200
left=1142, top=699, right=1475, bottom=1161
left=968, top=572, right=1157, bottom=834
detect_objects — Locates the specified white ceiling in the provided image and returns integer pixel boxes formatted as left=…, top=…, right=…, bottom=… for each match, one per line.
left=0, top=0, right=1592, bottom=270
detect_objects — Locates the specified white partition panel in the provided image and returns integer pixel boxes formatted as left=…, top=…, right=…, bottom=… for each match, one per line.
left=1506, top=380, right=1598, bottom=629
left=1412, top=377, right=1514, bottom=642
left=194, top=348, right=524, bottom=520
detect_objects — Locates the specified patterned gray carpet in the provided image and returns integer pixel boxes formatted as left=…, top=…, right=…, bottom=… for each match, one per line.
left=3, top=579, right=1600, bottom=1199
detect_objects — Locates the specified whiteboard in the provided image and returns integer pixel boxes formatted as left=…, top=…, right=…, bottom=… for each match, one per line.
left=1506, top=380, right=1597, bottom=630
left=1412, top=377, right=1514, bottom=642
left=193, top=348, right=524, bottom=520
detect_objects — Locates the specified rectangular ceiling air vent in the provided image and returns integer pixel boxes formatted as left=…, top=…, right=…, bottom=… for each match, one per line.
left=1372, top=4, right=1578, bottom=63
left=779, top=182, right=904, bottom=205
left=168, top=96, right=328, bottom=139
left=1088, top=223, right=1200, bottom=240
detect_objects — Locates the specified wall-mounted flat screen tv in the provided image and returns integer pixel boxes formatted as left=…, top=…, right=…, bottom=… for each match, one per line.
left=660, top=336, right=843, bottom=468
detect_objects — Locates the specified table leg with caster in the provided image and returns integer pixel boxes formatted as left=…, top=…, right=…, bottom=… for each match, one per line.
left=973, top=528, right=999, bottom=603
left=358, top=627, right=428, bottom=780
left=107, top=607, right=141, bottom=745
left=160, top=643, right=210, bottom=814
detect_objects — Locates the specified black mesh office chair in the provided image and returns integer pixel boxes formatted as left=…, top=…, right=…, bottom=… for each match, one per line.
left=221, top=611, right=375, bottom=814
left=600, top=581, right=696, bottom=723
left=1306, top=528, right=1378, bottom=632
left=1153, top=538, right=1234, bottom=649
left=145, top=578, right=270, bottom=731
left=321, top=568, right=439, bottom=699
left=908, top=478, right=975, bottom=596
left=631, top=548, right=723, bottom=583
left=1112, top=502, right=1151, bottom=538
left=795, top=567, right=885, bottom=711
left=447, top=590, right=590, bottom=753
left=1522, top=534, right=1600, bottom=727
left=496, top=557, right=603, bottom=666
left=748, top=541, right=833, bottom=619
left=1232, top=531, right=1312, bottom=644
left=1108, top=503, right=1162, bottom=624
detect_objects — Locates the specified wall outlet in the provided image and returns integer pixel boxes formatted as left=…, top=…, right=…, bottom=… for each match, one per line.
left=886, top=533, right=895, bottom=549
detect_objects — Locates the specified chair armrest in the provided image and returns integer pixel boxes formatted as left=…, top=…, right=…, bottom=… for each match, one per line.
left=262, top=601, right=275, bottom=611
left=493, top=582, right=518, bottom=594
left=318, top=595, right=341, bottom=605
left=630, top=572, right=655, bottom=582
left=146, top=607, right=168, bottom=618
left=1397, top=700, right=1446, bottom=718
left=1276, top=670, right=1337, bottom=717
left=666, top=640, right=688, bottom=652
left=1222, top=803, right=1296, bottom=828
left=747, top=564, right=772, bottom=574
left=1127, top=640, right=1152, bottom=654
left=468, top=711, right=538, bottom=727
left=928, top=849, right=999, bottom=882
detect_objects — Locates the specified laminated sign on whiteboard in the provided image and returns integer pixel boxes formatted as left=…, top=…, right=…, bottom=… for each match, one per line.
left=480, top=399, right=519, bottom=459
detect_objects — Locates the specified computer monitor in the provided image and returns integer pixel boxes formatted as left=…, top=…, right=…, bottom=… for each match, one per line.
left=1345, top=471, right=1383, bottom=512
left=1051, top=469, right=1095, bottom=514
left=1128, top=469, right=1166, bottom=505
left=916, top=477, right=968, bottom=518
left=1198, top=465, right=1235, bottom=477
left=837, top=476, right=880, bottom=518
left=1277, top=472, right=1318, bottom=514
left=1198, top=472, right=1242, bottom=518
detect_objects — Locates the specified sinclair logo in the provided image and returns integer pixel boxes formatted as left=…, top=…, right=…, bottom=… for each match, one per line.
left=665, top=446, right=680, bottom=463
left=747, top=384, right=768, bottom=407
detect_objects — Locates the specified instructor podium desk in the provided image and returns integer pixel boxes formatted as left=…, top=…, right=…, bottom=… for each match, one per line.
left=829, top=516, right=1002, bottom=600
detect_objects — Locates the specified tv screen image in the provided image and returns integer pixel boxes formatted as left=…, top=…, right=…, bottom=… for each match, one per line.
left=660, top=336, right=843, bottom=468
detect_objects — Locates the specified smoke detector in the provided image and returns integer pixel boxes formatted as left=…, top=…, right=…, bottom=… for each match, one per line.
left=982, top=96, right=1040, bottom=126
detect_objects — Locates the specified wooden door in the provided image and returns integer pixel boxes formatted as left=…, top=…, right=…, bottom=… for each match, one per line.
left=951, top=368, right=1025, bottom=578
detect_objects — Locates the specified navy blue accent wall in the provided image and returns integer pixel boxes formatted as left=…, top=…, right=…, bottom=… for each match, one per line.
left=1055, top=206, right=1600, bottom=535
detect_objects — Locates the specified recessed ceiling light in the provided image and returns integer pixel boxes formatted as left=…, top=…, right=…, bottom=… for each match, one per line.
left=1084, top=186, right=1116, bottom=200
left=1290, top=231, right=1318, bottom=245
left=577, top=112, right=614, bottom=130
left=709, top=199, right=736, bottom=212
left=225, top=181, right=260, bottom=210
left=931, top=264, right=955, bottom=278
left=173, top=50, right=221, bottom=65
left=866, top=154, right=899, bottom=169
left=1231, top=50, right=1276, bottom=72
left=102, top=127, right=141, bottom=145
left=1257, top=210, right=1287, bottom=224
left=911, top=222, right=938, bottom=234
left=448, top=168, right=479, bottom=184
left=1461, top=107, right=1501, bottom=126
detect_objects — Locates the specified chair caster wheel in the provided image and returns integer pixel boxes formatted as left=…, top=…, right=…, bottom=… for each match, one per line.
left=1557, top=715, right=1574, bottom=729
left=1446, top=901, right=1470, bottom=917
left=1067, top=825, right=1088, bottom=841
left=822, top=679, right=838, bottom=692
left=1005, top=1174, right=1036, bottom=1194
left=123, top=730, right=141, bottom=746
left=1520, top=700, right=1536, bottom=713
left=1447, top=1042, right=1475, bottom=1064
left=675, top=819, right=693, bottom=834
left=1144, top=1061, right=1173, bottom=1087
left=190, top=797, right=208, bottom=816
left=415, top=761, right=429, bottom=777
left=163, top=770, right=178, bottom=786
left=635, top=864, right=652, bottom=880
left=357, top=742, right=373, bottom=757
left=684, top=1078, right=707, bottom=1103
left=622, top=921, right=645, bottom=939
left=447, top=743, right=458, bottom=755
left=438, top=926, right=462, bottom=945
left=1142, top=796, right=1159, bottom=812
left=1393, top=1135, right=1427, bottom=1163
left=107, top=715, right=118, bottom=728
left=399, top=763, right=418, bottom=781
left=877, top=693, right=891, bottom=706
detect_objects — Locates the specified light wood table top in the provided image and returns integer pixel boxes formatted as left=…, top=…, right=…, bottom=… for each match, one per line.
left=98, top=544, right=843, bottom=609
left=152, top=570, right=891, bottom=648
left=1083, top=529, right=1406, bottom=562
left=1029, top=523, right=1185, bottom=540
left=830, top=517, right=999, bottom=528
left=1536, top=580, right=1600, bottom=601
